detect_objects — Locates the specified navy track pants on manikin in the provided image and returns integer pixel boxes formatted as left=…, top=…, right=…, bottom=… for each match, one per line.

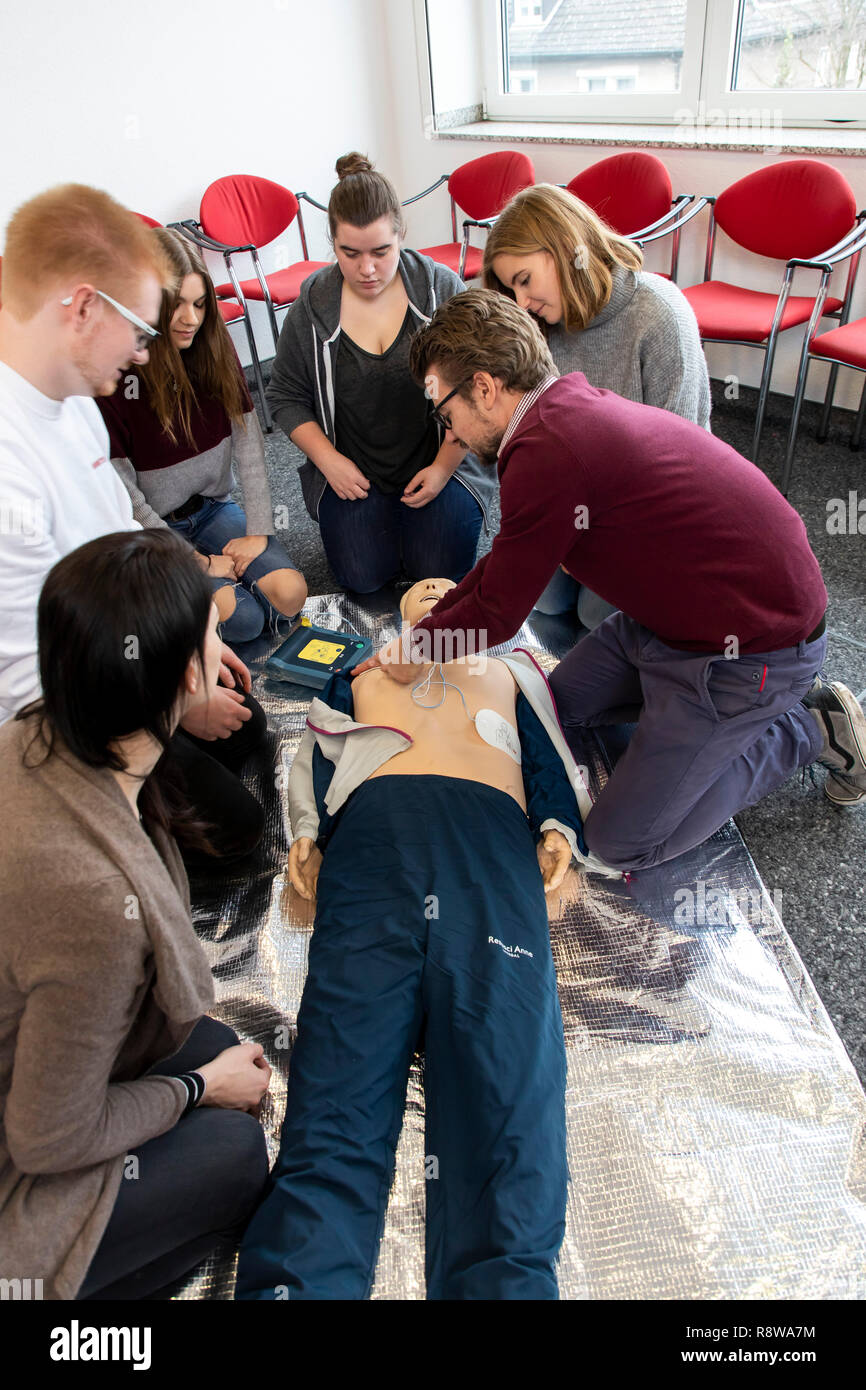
left=235, top=774, right=568, bottom=1300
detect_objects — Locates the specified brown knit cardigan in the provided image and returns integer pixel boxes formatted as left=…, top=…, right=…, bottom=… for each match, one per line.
left=0, top=715, right=215, bottom=1299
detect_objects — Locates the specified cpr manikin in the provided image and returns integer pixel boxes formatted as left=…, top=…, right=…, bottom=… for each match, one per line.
left=236, top=579, right=591, bottom=1303
left=289, top=577, right=573, bottom=899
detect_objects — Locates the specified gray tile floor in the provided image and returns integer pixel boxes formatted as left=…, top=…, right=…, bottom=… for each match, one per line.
left=249, top=373, right=866, bottom=1086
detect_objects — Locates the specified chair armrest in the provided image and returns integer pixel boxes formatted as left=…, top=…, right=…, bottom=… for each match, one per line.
left=628, top=194, right=693, bottom=240
left=401, top=174, right=449, bottom=207
left=632, top=195, right=711, bottom=247
left=788, top=215, right=866, bottom=272
left=296, top=190, right=328, bottom=213
left=173, top=219, right=256, bottom=257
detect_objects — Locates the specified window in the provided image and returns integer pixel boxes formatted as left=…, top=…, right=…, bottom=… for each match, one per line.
left=483, top=0, right=866, bottom=126
left=515, top=0, right=543, bottom=23
left=514, top=70, right=539, bottom=92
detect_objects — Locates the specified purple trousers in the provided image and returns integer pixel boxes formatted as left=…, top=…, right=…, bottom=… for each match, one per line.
left=548, top=613, right=827, bottom=871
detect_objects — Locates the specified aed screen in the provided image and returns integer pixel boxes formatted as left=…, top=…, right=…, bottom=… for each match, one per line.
left=296, top=639, right=346, bottom=666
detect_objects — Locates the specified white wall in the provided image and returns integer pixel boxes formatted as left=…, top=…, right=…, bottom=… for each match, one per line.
left=3, top=0, right=864, bottom=407
left=0, top=0, right=399, bottom=362
left=385, top=0, right=866, bottom=411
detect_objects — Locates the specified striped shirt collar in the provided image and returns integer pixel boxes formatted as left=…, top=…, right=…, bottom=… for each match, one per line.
left=497, top=375, right=559, bottom=458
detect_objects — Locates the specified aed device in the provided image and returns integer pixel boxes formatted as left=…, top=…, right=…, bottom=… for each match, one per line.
left=264, top=618, right=372, bottom=689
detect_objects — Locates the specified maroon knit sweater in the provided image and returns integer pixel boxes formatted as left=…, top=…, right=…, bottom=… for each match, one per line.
left=414, top=373, right=826, bottom=656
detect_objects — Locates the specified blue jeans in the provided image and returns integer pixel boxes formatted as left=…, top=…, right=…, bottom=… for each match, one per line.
left=549, top=612, right=827, bottom=871
left=534, top=570, right=616, bottom=630
left=317, top=477, right=482, bottom=593
left=167, top=497, right=300, bottom=643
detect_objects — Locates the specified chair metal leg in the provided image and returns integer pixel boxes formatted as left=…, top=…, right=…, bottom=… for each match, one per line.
left=780, top=354, right=812, bottom=498
left=751, top=342, right=776, bottom=460
left=851, top=372, right=866, bottom=451
left=751, top=273, right=794, bottom=460
left=817, top=362, right=840, bottom=442
left=238, top=313, right=272, bottom=431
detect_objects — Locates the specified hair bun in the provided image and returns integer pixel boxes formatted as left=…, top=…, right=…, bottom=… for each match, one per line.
left=335, top=151, right=374, bottom=180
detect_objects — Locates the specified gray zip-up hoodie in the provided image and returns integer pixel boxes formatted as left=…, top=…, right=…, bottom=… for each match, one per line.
left=266, top=250, right=497, bottom=528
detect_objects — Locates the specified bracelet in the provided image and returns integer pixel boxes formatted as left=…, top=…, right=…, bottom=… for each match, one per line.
left=176, top=1070, right=207, bottom=1116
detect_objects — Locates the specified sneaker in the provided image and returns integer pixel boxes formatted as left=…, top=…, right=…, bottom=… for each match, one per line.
left=807, top=681, right=866, bottom=807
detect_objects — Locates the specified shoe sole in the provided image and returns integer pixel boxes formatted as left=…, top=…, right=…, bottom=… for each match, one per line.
left=828, top=682, right=866, bottom=770
left=824, top=769, right=866, bottom=807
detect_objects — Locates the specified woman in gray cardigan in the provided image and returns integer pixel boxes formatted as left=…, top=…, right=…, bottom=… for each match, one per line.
left=484, top=182, right=711, bottom=626
left=0, top=530, right=270, bottom=1300
left=267, top=153, right=496, bottom=593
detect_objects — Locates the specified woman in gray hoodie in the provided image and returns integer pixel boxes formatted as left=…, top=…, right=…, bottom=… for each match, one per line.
left=266, top=154, right=495, bottom=593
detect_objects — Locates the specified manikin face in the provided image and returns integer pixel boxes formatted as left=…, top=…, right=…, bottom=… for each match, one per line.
left=73, top=272, right=163, bottom=396
left=401, top=577, right=456, bottom=626
left=424, top=367, right=505, bottom=468
left=334, top=216, right=402, bottom=298
left=170, top=273, right=207, bottom=351
left=491, top=250, right=563, bottom=324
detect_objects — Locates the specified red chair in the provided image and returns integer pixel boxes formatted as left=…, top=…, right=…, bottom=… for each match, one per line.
left=174, top=177, right=326, bottom=430
left=781, top=216, right=866, bottom=496
left=181, top=174, right=327, bottom=350
left=414, top=151, right=536, bottom=280
left=134, top=212, right=163, bottom=228
left=565, top=151, right=707, bottom=281
left=683, top=160, right=860, bottom=460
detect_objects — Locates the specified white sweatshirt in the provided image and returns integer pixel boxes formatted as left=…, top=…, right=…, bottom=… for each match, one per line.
left=0, top=361, right=139, bottom=722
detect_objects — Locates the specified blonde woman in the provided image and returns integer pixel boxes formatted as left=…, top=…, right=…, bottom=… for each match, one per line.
left=484, top=183, right=710, bottom=623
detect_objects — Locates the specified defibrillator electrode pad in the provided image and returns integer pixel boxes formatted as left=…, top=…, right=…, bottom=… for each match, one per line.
left=411, top=664, right=522, bottom=764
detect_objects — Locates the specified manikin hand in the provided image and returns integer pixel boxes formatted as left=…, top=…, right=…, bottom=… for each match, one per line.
left=288, top=836, right=323, bottom=901
left=536, top=829, right=572, bottom=893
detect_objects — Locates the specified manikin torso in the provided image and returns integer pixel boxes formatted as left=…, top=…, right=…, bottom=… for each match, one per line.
left=351, top=655, right=527, bottom=812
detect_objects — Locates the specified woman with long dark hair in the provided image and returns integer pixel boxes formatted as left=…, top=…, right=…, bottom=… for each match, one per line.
left=266, top=152, right=496, bottom=594
left=98, top=228, right=306, bottom=643
left=0, top=529, right=271, bottom=1300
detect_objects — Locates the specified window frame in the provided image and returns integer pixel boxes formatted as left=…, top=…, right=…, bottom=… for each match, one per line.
left=479, top=0, right=866, bottom=128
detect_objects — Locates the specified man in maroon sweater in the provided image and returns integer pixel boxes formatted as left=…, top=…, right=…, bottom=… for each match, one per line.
left=354, top=290, right=866, bottom=872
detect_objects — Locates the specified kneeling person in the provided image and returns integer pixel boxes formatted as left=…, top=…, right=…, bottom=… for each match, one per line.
left=236, top=577, right=595, bottom=1301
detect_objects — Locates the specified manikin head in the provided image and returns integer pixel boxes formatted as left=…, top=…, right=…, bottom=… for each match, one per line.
left=0, top=183, right=173, bottom=399
left=400, top=577, right=456, bottom=627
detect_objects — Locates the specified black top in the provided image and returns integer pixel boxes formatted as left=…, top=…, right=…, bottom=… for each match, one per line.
left=333, top=307, right=439, bottom=494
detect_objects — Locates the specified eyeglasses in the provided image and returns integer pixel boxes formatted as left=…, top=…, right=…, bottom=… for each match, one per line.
left=427, top=378, right=473, bottom=432
left=60, top=289, right=160, bottom=352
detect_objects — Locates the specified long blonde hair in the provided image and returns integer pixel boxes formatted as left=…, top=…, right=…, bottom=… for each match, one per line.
left=483, top=183, right=643, bottom=333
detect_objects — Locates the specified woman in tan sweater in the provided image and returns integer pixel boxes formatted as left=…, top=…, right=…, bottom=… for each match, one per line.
left=0, top=529, right=271, bottom=1300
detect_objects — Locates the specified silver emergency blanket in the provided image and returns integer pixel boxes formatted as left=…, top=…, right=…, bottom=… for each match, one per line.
left=176, top=594, right=866, bottom=1300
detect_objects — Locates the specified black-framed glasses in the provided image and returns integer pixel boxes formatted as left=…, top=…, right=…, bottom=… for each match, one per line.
left=427, top=378, right=474, bottom=431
